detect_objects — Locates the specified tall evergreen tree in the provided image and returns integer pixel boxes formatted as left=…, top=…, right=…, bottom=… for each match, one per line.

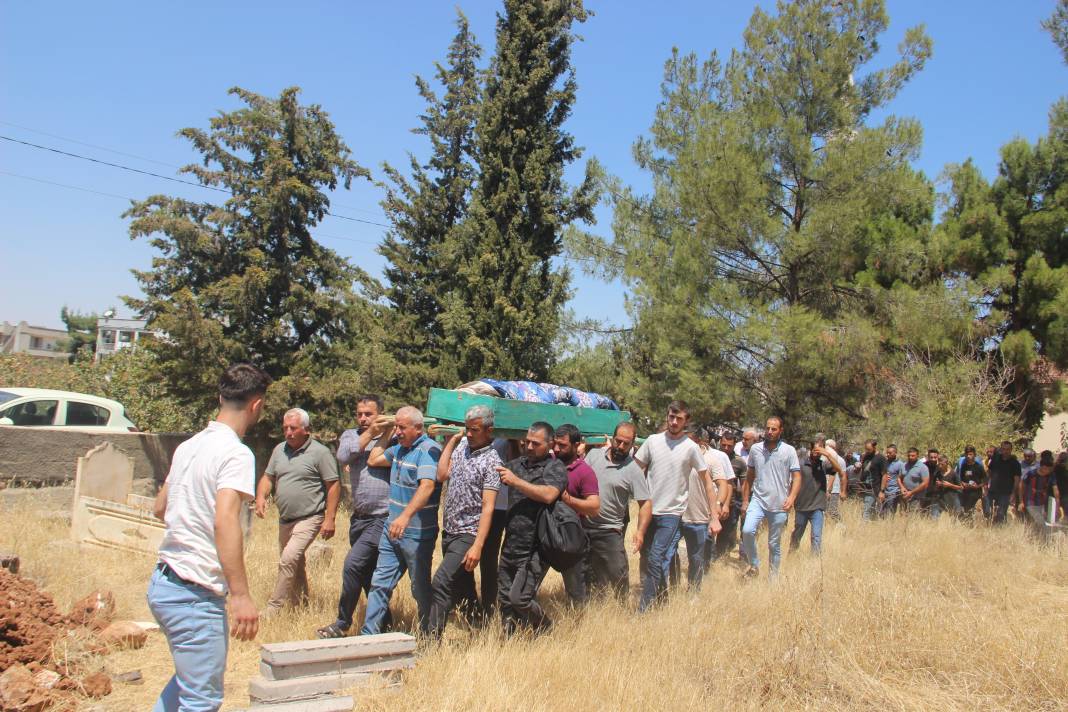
left=1044, top=0, right=1068, bottom=65
left=935, top=101, right=1068, bottom=429
left=124, top=87, right=382, bottom=426
left=440, top=0, right=597, bottom=381
left=379, top=12, right=482, bottom=399
left=571, top=0, right=948, bottom=435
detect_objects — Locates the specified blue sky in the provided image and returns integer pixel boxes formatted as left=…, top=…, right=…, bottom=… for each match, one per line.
left=1, top=1, right=1064, bottom=330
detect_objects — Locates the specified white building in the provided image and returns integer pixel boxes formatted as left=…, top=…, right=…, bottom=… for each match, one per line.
left=95, top=317, right=151, bottom=360
left=0, top=321, right=69, bottom=360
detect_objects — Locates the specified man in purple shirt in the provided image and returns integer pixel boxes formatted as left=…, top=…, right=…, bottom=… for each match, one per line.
left=553, top=424, right=600, bottom=605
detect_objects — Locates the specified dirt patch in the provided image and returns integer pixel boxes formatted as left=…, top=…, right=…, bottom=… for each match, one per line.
left=0, top=568, right=118, bottom=709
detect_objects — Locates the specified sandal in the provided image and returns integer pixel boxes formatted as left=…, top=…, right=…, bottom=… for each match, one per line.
left=315, top=623, right=347, bottom=639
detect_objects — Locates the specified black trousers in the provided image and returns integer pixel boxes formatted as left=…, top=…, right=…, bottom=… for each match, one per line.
left=585, top=527, right=629, bottom=599
left=332, top=513, right=388, bottom=631
left=469, top=509, right=507, bottom=615
left=428, top=531, right=478, bottom=638
left=497, top=544, right=550, bottom=634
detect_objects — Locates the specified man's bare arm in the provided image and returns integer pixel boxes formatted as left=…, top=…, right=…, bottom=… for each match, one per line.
left=633, top=499, right=652, bottom=553
left=388, top=478, right=437, bottom=539
left=563, top=492, right=601, bottom=517
left=215, top=488, right=258, bottom=641
left=153, top=482, right=169, bottom=521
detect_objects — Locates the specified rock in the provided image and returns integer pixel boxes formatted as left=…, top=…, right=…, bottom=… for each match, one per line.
left=111, top=669, right=143, bottom=684
left=32, top=670, right=60, bottom=690
left=0, top=551, right=19, bottom=574
left=0, top=664, right=50, bottom=712
left=98, top=620, right=147, bottom=650
left=67, top=590, right=115, bottom=629
left=80, top=671, right=111, bottom=699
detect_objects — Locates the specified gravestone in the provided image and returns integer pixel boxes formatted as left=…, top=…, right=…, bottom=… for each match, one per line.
left=74, top=442, right=134, bottom=503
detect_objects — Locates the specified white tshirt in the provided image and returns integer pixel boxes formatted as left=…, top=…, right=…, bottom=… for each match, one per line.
left=635, top=432, right=706, bottom=516
left=157, top=421, right=256, bottom=595
left=683, top=446, right=736, bottom=523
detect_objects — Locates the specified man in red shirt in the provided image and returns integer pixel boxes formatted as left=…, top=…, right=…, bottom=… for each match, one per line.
left=554, top=423, right=600, bottom=605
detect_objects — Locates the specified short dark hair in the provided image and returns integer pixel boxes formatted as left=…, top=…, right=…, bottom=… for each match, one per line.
left=907, top=447, right=919, bottom=455
left=964, top=445, right=976, bottom=455
left=528, top=421, right=555, bottom=443
left=767, top=415, right=784, bottom=429
left=927, top=447, right=940, bottom=455
left=667, top=400, right=691, bottom=417
left=720, top=431, right=738, bottom=443
left=887, top=443, right=897, bottom=450
left=1040, top=450, right=1054, bottom=467
left=1001, top=440, right=1013, bottom=448
left=555, top=423, right=582, bottom=444
left=865, top=439, right=878, bottom=448
left=219, top=363, right=271, bottom=406
left=356, top=394, right=384, bottom=412
left=613, top=421, right=637, bottom=438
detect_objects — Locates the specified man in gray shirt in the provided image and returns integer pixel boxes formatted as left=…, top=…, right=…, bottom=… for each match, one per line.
left=317, top=395, right=392, bottom=638
left=583, top=422, right=651, bottom=599
left=256, top=407, right=340, bottom=614
left=741, top=416, right=800, bottom=579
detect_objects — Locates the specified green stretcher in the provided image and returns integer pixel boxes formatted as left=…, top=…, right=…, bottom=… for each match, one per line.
left=424, top=387, right=632, bottom=444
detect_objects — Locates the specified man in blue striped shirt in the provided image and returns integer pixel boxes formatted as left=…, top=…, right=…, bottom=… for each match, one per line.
left=360, top=406, right=442, bottom=636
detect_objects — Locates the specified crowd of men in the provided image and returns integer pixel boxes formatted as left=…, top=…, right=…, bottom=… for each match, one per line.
left=146, top=363, right=1067, bottom=711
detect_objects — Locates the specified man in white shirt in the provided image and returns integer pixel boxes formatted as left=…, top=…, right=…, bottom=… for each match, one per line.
left=149, top=363, right=269, bottom=712
left=678, top=427, right=734, bottom=589
left=741, top=416, right=801, bottom=579
left=634, top=400, right=721, bottom=611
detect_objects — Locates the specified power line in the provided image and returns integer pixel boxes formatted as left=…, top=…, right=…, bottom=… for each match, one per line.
left=0, top=170, right=136, bottom=201
left=0, top=134, right=392, bottom=228
left=0, top=119, right=389, bottom=219
left=0, top=171, right=383, bottom=248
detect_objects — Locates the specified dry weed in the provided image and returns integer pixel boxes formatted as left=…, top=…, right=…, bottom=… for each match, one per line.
left=1, top=498, right=1065, bottom=711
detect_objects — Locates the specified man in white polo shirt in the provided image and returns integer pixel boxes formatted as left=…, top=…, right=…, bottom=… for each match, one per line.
left=633, top=400, right=721, bottom=611
left=149, top=363, right=269, bottom=712
left=741, top=415, right=801, bottom=579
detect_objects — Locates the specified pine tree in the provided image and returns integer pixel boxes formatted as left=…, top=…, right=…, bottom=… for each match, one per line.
left=124, top=87, right=379, bottom=423
left=936, top=101, right=1068, bottom=429
left=570, top=0, right=946, bottom=434
left=440, top=0, right=597, bottom=381
left=379, top=12, right=482, bottom=399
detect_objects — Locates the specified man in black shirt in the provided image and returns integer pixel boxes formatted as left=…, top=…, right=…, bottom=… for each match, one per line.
left=987, top=440, right=1022, bottom=525
left=495, top=421, right=568, bottom=635
left=789, top=445, right=843, bottom=554
left=957, top=445, right=987, bottom=520
left=860, top=440, right=887, bottom=521
left=922, top=448, right=942, bottom=513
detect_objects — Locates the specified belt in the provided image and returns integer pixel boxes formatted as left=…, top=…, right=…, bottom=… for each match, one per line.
left=156, top=562, right=194, bottom=587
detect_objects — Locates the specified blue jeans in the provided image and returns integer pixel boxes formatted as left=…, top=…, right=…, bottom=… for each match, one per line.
left=147, top=568, right=228, bottom=712
left=741, top=502, right=789, bottom=575
left=862, top=494, right=878, bottom=521
left=360, top=531, right=435, bottom=635
left=639, top=514, right=682, bottom=611
left=789, top=509, right=824, bottom=554
left=679, top=522, right=709, bottom=589
left=333, top=514, right=388, bottom=631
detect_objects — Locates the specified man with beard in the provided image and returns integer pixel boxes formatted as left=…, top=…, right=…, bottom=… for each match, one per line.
left=496, top=422, right=568, bottom=634
left=582, top=422, right=651, bottom=599
left=859, top=440, right=887, bottom=521
left=741, top=416, right=801, bottom=579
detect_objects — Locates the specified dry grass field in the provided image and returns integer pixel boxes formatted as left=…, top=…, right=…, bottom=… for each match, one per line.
left=2, top=496, right=1066, bottom=711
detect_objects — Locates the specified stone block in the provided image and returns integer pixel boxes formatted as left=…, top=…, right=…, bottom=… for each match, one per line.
left=240, top=695, right=354, bottom=711
left=248, top=672, right=370, bottom=703
left=260, top=654, right=415, bottom=681
left=260, top=632, right=415, bottom=667
left=70, top=495, right=165, bottom=554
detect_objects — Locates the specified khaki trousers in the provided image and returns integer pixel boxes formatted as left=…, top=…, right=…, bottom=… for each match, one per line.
left=266, top=513, right=324, bottom=611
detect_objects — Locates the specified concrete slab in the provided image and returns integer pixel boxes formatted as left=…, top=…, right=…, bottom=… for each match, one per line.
left=260, top=654, right=415, bottom=681
left=248, top=672, right=371, bottom=703
left=239, top=695, right=354, bottom=711
left=260, top=632, right=415, bottom=667
left=70, top=495, right=165, bottom=554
